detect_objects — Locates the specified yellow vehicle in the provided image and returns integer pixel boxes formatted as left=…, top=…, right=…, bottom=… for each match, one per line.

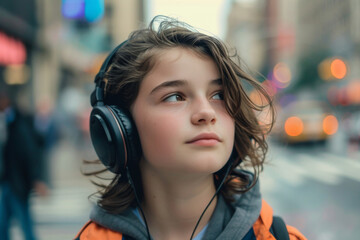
left=272, top=100, right=338, bottom=143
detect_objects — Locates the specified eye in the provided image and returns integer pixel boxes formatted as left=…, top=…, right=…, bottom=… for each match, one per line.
left=164, top=93, right=185, bottom=102
left=212, top=91, right=224, bottom=100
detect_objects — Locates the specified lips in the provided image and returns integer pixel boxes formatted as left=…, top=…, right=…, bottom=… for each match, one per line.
left=186, top=133, right=221, bottom=144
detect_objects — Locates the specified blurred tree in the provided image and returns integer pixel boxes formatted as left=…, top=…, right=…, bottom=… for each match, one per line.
left=290, top=49, right=330, bottom=91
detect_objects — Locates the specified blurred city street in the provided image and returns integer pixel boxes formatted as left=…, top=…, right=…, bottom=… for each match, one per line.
left=262, top=133, right=360, bottom=240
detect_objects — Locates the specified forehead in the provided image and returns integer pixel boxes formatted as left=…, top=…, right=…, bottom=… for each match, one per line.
left=149, top=45, right=215, bottom=65
left=145, top=47, right=219, bottom=80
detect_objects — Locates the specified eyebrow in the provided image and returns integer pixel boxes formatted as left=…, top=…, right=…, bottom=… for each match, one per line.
left=150, top=78, right=222, bottom=95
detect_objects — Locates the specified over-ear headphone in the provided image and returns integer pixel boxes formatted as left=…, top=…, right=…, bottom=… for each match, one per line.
left=89, top=41, right=141, bottom=176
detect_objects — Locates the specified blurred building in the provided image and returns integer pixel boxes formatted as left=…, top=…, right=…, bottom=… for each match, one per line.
left=0, top=0, right=38, bottom=110
left=226, top=0, right=360, bottom=109
left=295, top=0, right=360, bottom=108
left=36, top=0, right=145, bottom=109
left=1, top=0, right=145, bottom=114
left=297, top=0, right=356, bottom=56
left=226, top=0, right=300, bottom=90
left=226, top=0, right=267, bottom=72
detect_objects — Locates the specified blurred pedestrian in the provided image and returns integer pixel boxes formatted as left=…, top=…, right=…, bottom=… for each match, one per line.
left=0, top=90, right=48, bottom=240
left=34, top=98, right=59, bottom=186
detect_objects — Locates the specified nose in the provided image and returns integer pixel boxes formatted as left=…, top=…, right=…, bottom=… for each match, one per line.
left=191, top=99, right=216, bottom=125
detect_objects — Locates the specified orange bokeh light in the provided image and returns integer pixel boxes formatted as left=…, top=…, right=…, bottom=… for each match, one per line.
left=323, top=115, right=338, bottom=135
left=284, top=116, right=303, bottom=137
left=330, top=59, right=347, bottom=79
left=318, top=59, right=332, bottom=81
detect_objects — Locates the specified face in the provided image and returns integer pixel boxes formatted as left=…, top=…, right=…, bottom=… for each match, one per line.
left=131, top=47, right=235, bottom=176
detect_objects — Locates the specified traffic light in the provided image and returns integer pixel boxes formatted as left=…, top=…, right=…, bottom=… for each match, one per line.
left=62, top=0, right=104, bottom=22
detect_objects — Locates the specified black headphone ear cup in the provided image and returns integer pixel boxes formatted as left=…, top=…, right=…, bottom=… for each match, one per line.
left=89, top=105, right=126, bottom=174
left=109, top=105, right=142, bottom=170
left=89, top=104, right=141, bottom=175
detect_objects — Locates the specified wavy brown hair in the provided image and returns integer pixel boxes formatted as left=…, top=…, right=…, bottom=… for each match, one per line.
left=86, top=16, right=275, bottom=213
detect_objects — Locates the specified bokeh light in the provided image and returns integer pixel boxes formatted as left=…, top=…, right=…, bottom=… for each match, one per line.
left=323, top=115, right=338, bottom=135
left=330, top=58, right=347, bottom=79
left=62, top=0, right=85, bottom=19
left=319, top=58, right=348, bottom=81
left=0, top=32, right=27, bottom=65
left=62, top=0, right=104, bottom=22
left=85, top=0, right=104, bottom=22
left=4, top=64, right=30, bottom=85
left=347, top=80, right=360, bottom=104
left=318, top=58, right=332, bottom=81
left=273, top=62, right=291, bottom=88
left=285, top=116, right=303, bottom=137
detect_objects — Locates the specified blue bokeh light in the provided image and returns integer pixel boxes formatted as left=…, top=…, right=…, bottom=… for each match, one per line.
left=62, top=0, right=85, bottom=19
left=85, top=0, right=105, bottom=22
left=62, top=0, right=104, bottom=22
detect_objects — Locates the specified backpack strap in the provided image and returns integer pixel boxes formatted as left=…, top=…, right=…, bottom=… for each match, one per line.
left=74, top=221, right=92, bottom=240
left=270, top=216, right=290, bottom=240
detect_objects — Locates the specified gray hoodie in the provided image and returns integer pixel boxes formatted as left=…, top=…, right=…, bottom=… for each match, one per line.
left=90, top=176, right=262, bottom=240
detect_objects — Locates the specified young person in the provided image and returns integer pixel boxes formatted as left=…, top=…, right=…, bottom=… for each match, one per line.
left=75, top=16, right=307, bottom=240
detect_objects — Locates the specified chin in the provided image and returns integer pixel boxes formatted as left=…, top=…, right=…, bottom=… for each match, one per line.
left=188, top=157, right=228, bottom=174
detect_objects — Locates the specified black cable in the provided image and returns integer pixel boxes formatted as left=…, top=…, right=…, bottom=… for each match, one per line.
left=189, top=161, right=233, bottom=240
left=127, top=160, right=233, bottom=240
left=127, top=168, right=152, bottom=240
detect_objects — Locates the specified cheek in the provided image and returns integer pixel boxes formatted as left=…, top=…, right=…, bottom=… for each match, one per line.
left=221, top=112, right=236, bottom=148
left=136, top=111, right=182, bottom=162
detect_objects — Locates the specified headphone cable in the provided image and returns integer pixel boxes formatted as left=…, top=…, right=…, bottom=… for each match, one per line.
left=127, top=168, right=152, bottom=240
left=189, top=161, right=233, bottom=240
left=127, top=161, right=232, bottom=240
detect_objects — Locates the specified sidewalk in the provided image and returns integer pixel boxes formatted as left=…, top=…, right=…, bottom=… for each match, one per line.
left=11, top=139, right=97, bottom=240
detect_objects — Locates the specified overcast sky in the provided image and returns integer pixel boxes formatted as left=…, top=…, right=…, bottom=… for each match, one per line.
left=145, top=0, right=231, bottom=39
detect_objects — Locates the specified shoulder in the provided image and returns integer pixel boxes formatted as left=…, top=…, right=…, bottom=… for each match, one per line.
left=253, top=200, right=307, bottom=240
left=74, top=221, right=123, bottom=240
left=287, top=225, right=307, bottom=240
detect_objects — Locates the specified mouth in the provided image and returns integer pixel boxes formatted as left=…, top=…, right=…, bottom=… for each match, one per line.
left=186, top=133, right=221, bottom=146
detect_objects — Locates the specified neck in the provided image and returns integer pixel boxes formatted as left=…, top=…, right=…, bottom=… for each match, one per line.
left=140, top=162, right=217, bottom=240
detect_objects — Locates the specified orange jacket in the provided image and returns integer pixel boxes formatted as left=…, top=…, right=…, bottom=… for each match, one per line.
left=253, top=200, right=307, bottom=240
left=75, top=200, right=307, bottom=240
left=74, top=221, right=123, bottom=240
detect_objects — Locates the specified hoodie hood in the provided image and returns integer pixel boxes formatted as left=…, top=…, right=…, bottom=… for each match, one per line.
left=202, top=175, right=262, bottom=239
left=90, top=205, right=149, bottom=240
left=90, top=171, right=262, bottom=240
